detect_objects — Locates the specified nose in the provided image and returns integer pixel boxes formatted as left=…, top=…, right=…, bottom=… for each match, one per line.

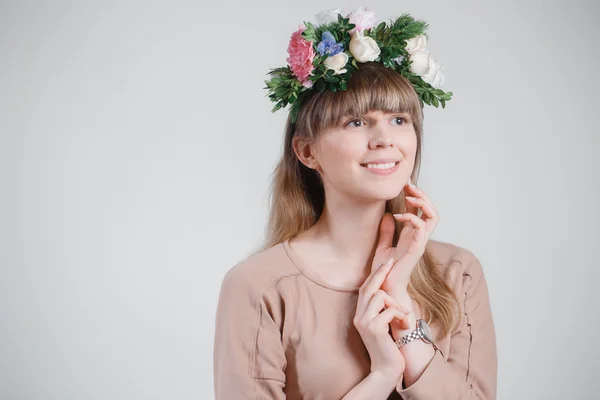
left=368, top=128, right=394, bottom=149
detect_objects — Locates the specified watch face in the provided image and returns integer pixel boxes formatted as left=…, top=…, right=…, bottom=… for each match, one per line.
left=418, top=319, right=433, bottom=342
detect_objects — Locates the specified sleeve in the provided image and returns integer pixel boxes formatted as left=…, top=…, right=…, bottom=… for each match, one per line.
left=395, top=249, right=498, bottom=400
left=213, top=267, right=288, bottom=399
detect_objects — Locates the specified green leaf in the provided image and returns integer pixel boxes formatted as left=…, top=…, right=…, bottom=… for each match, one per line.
left=324, top=73, right=339, bottom=83
left=315, top=79, right=325, bottom=92
left=290, top=103, right=300, bottom=124
left=431, top=95, right=439, bottom=107
left=423, top=91, right=431, bottom=104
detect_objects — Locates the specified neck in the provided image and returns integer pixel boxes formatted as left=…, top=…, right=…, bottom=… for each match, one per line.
left=309, top=192, right=388, bottom=272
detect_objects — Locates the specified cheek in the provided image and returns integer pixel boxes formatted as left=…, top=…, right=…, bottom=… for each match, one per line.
left=403, top=135, right=418, bottom=160
left=320, top=138, right=362, bottom=166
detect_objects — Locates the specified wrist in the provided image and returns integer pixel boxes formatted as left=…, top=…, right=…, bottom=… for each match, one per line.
left=369, top=370, right=402, bottom=389
left=391, top=313, right=418, bottom=343
left=389, top=290, right=413, bottom=312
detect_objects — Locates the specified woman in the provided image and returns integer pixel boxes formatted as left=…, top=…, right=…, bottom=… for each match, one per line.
left=213, top=7, right=497, bottom=399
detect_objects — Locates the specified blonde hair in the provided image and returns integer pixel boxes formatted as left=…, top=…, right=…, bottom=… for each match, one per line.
left=255, top=62, right=460, bottom=337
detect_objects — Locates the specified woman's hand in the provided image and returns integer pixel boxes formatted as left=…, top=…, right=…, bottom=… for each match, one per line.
left=353, top=256, right=413, bottom=384
left=375, top=180, right=440, bottom=296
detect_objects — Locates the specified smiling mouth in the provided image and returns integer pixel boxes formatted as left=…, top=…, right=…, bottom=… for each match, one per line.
left=360, top=161, right=400, bottom=169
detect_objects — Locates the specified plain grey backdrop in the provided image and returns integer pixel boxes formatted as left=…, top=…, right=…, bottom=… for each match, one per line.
left=1, top=0, right=598, bottom=399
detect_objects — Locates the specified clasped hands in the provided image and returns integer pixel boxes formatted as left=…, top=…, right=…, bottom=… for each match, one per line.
left=374, top=180, right=440, bottom=362
left=351, top=179, right=440, bottom=392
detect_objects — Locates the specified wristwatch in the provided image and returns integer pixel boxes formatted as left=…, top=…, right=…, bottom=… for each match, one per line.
left=395, top=318, right=438, bottom=350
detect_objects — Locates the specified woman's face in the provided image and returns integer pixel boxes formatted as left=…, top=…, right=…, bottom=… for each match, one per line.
left=306, top=109, right=417, bottom=203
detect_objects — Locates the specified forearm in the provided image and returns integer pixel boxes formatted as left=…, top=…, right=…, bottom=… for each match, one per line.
left=396, top=339, right=436, bottom=390
left=389, top=290, right=436, bottom=390
left=342, top=371, right=399, bottom=400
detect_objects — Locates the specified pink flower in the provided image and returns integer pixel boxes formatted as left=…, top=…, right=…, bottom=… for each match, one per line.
left=347, top=6, right=377, bottom=35
left=286, top=25, right=315, bottom=83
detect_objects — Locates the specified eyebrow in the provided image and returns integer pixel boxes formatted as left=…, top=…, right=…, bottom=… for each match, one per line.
left=364, top=112, right=411, bottom=119
left=343, top=111, right=409, bottom=118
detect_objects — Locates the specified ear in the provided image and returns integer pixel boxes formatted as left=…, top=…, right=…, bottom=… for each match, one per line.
left=292, top=135, right=320, bottom=170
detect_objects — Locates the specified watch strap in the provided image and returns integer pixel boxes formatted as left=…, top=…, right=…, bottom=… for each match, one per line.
left=395, top=326, right=424, bottom=348
left=395, top=318, right=438, bottom=350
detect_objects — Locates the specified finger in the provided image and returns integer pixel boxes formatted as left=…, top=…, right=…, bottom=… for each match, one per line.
left=383, top=294, right=412, bottom=314
left=357, top=259, right=395, bottom=316
left=358, top=262, right=404, bottom=320
left=393, top=213, right=427, bottom=244
left=405, top=196, right=439, bottom=228
left=403, top=192, right=419, bottom=216
left=362, top=290, right=410, bottom=322
left=405, top=183, right=437, bottom=213
left=363, top=258, right=397, bottom=298
left=375, top=213, right=396, bottom=257
left=390, top=310, right=412, bottom=330
left=367, top=256, right=395, bottom=283
left=370, top=306, right=409, bottom=331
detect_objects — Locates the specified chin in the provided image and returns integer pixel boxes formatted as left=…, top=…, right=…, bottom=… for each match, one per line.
left=357, top=187, right=403, bottom=202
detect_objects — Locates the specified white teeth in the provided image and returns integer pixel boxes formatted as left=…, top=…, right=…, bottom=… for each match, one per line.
left=364, top=162, right=396, bottom=169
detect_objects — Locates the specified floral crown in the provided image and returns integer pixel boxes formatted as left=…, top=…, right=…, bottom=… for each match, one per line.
left=264, top=6, right=453, bottom=124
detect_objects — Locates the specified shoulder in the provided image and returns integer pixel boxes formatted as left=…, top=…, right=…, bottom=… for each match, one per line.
left=425, top=238, right=487, bottom=285
left=218, top=242, right=301, bottom=304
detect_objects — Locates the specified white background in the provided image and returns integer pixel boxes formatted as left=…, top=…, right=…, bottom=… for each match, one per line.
left=1, top=0, right=598, bottom=399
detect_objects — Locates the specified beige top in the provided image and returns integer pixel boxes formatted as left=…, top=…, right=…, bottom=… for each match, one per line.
left=213, top=238, right=497, bottom=399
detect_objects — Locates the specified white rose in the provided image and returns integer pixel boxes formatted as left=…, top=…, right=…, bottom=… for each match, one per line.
left=409, top=50, right=444, bottom=88
left=408, top=50, right=431, bottom=75
left=422, top=60, right=444, bottom=88
left=405, top=34, right=427, bottom=55
left=349, top=30, right=381, bottom=62
left=323, top=52, right=349, bottom=75
left=315, top=8, right=343, bottom=25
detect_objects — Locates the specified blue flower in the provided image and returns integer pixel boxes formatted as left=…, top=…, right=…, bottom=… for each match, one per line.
left=316, top=31, right=344, bottom=57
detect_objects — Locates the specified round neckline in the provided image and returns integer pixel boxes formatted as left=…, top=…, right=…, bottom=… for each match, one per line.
left=282, top=237, right=360, bottom=293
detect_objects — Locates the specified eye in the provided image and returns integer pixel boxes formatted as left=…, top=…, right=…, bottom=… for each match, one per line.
left=392, top=116, right=408, bottom=125
left=344, top=116, right=409, bottom=128
left=345, top=118, right=365, bottom=128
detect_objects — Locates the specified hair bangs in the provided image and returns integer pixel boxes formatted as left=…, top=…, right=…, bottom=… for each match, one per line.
left=296, top=62, right=423, bottom=138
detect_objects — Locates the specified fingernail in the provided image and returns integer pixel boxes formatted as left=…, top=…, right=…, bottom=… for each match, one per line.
left=393, top=213, right=404, bottom=218
left=385, top=257, right=394, bottom=266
